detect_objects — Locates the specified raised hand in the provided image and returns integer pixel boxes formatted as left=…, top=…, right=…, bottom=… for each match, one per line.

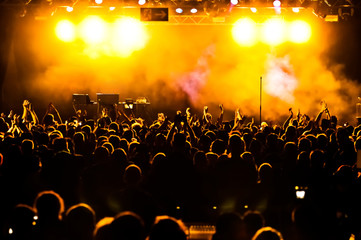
left=23, top=100, right=30, bottom=109
left=204, top=106, right=208, bottom=114
left=158, top=113, right=165, bottom=123
left=186, top=107, right=191, bottom=117
left=219, top=104, right=224, bottom=113
left=8, top=110, right=14, bottom=119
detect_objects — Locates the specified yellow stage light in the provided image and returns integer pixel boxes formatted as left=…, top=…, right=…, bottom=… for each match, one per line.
left=232, top=18, right=257, bottom=46
left=288, top=20, right=311, bottom=43
left=55, top=20, right=76, bottom=42
left=111, top=17, right=149, bottom=57
left=262, top=18, right=286, bottom=46
left=79, top=16, right=108, bottom=44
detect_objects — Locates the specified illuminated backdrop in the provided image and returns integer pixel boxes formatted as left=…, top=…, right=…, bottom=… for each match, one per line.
left=1, top=1, right=360, bottom=124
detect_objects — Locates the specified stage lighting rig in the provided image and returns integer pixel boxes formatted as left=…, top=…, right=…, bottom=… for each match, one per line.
left=203, top=0, right=230, bottom=17
left=0, top=0, right=357, bottom=23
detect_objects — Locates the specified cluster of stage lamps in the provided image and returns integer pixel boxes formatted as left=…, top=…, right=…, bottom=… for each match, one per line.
left=55, top=0, right=312, bottom=49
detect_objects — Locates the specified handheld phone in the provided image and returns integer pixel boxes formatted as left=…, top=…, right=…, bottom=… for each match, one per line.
left=295, top=186, right=307, bottom=199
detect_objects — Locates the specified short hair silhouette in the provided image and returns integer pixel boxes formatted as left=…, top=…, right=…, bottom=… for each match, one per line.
left=212, top=212, right=242, bottom=240
left=110, top=211, right=145, bottom=240
left=33, top=190, right=65, bottom=221
left=252, top=226, right=283, bottom=240
left=65, top=203, right=96, bottom=240
left=148, top=215, right=187, bottom=240
left=93, top=217, right=114, bottom=240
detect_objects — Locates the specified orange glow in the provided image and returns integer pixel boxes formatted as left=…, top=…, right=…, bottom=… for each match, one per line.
left=55, top=20, right=76, bottom=42
left=288, top=20, right=312, bottom=43
left=261, top=18, right=286, bottom=45
left=79, top=16, right=108, bottom=44
left=232, top=18, right=257, bottom=46
left=111, top=17, right=149, bottom=57
left=12, top=11, right=358, bottom=127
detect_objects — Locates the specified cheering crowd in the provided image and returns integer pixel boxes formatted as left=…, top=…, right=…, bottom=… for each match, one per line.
left=0, top=100, right=361, bottom=240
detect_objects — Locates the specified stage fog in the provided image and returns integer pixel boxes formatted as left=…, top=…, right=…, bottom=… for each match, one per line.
left=2, top=11, right=361, bottom=124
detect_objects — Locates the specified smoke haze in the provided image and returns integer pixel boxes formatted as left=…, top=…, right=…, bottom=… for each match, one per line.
left=3, top=13, right=361, bottom=124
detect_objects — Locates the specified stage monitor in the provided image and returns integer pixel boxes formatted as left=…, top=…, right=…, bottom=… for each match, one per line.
left=96, top=93, right=119, bottom=105
left=73, top=94, right=91, bottom=105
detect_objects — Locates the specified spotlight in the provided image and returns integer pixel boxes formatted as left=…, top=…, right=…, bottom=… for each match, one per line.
left=95, top=0, right=102, bottom=4
left=175, top=8, right=183, bottom=14
left=190, top=8, right=197, bottom=13
left=109, top=6, right=116, bottom=11
left=79, top=16, right=107, bottom=44
left=288, top=20, right=311, bottom=43
left=138, top=0, right=146, bottom=5
left=262, top=18, right=286, bottom=45
left=232, top=17, right=257, bottom=46
left=292, top=7, right=300, bottom=13
left=66, top=6, right=73, bottom=12
left=55, top=20, right=76, bottom=42
left=250, top=7, right=257, bottom=13
left=273, top=0, right=281, bottom=7
left=230, top=0, right=238, bottom=5
left=111, top=17, right=149, bottom=57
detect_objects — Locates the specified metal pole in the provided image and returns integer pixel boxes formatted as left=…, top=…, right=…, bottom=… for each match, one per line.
left=260, top=76, right=262, bottom=126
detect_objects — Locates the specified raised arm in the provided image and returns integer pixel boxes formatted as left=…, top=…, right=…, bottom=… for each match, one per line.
left=216, top=104, right=224, bottom=128
left=117, top=108, right=132, bottom=125
left=8, top=114, right=23, bottom=136
left=22, top=100, right=39, bottom=127
left=202, top=106, right=209, bottom=125
left=184, top=116, right=197, bottom=146
left=156, top=114, right=169, bottom=133
left=186, top=107, right=193, bottom=125
left=314, top=102, right=328, bottom=128
left=42, top=103, right=62, bottom=124
left=21, top=100, right=30, bottom=122
left=166, top=117, right=178, bottom=146
left=283, top=108, right=293, bottom=130
left=28, top=102, right=39, bottom=126
left=231, top=108, right=245, bottom=131
left=296, top=108, right=301, bottom=124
